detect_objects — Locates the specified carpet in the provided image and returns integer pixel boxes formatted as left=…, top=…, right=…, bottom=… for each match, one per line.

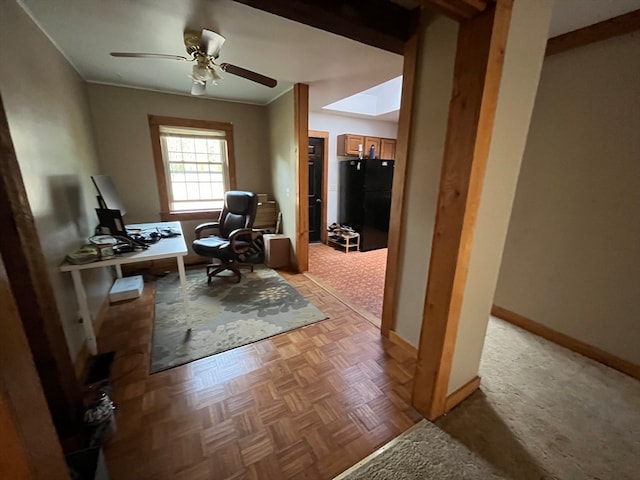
left=338, top=318, right=640, bottom=479
left=150, top=266, right=327, bottom=373
left=336, top=420, right=504, bottom=480
left=308, top=243, right=387, bottom=318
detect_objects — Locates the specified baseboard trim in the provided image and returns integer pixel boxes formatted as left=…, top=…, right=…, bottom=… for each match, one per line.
left=492, top=305, right=640, bottom=380
left=444, top=375, right=481, bottom=413
left=74, top=297, right=110, bottom=381
left=388, top=330, right=418, bottom=358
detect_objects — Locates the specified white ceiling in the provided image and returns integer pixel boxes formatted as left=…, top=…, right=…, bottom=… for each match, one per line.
left=18, top=0, right=402, bottom=113
left=18, top=0, right=640, bottom=122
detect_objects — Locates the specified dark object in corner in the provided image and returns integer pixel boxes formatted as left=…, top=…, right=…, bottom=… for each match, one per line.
left=66, top=446, right=110, bottom=480
left=84, top=351, right=115, bottom=386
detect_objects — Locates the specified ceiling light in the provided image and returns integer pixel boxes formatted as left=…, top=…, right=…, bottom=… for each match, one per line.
left=192, top=64, right=214, bottom=82
left=191, top=81, right=206, bottom=96
left=210, top=68, right=222, bottom=85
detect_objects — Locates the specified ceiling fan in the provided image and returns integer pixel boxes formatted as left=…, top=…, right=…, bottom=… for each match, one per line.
left=110, top=29, right=277, bottom=95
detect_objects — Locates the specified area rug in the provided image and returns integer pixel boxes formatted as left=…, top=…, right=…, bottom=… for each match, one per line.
left=308, top=243, right=387, bottom=319
left=335, top=420, right=505, bottom=480
left=150, top=266, right=327, bottom=373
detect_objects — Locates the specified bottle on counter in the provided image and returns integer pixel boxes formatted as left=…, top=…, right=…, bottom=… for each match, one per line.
left=369, top=144, right=376, bottom=159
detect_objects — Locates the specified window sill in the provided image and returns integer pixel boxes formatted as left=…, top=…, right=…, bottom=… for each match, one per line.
left=160, top=210, right=221, bottom=222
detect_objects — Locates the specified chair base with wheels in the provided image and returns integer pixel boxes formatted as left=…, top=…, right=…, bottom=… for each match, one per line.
left=205, top=259, right=254, bottom=284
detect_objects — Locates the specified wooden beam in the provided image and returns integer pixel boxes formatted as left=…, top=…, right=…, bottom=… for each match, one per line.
left=421, top=0, right=488, bottom=21
left=294, top=83, right=309, bottom=272
left=0, top=94, right=83, bottom=440
left=232, top=0, right=417, bottom=54
left=381, top=26, right=420, bottom=337
left=547, top=9, right=640, bottom=56
left=411, top=0, right=513, bottom=421
left=0, top=103, right=69, bottom=480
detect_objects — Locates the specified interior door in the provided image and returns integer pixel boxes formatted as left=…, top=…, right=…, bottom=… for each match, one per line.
left=308, top=137, right=324, bottom=242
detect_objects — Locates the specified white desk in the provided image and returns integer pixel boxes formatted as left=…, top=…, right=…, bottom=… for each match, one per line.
left=60, top=221, right=190, bottom=355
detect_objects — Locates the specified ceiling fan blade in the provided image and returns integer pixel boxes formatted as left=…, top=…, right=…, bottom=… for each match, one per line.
left=219, top=63, right=277, bottom=88
left=110, top=52, right=189, bottom=61
left=191, top=81, right=206, bottom=96
left=200, top=29, right=226, bottom=58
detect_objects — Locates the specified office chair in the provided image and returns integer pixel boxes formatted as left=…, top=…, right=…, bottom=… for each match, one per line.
left=192, top=191, right=259, bottom=283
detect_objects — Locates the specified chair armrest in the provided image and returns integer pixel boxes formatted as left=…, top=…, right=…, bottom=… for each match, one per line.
left=194, top=222, right=220, bottom=239
left=228, top=228, right=261, bottom=253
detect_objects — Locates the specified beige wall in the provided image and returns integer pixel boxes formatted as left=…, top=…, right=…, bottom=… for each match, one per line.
left=393, top=15, right=458, bottom=346
left=448, top=0, right=553, bottom=394
left=494, top=31, right=640, bottom=365
left=0, top=1, right=112, bottom=360
left=267, top=90, right=297, bottom=264
left=308, top=112, right=397, bottom=226
left=86, top=84, right=272, bottom=255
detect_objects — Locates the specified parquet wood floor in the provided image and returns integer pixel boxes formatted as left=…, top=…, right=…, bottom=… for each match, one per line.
left=98, top=271, right=421, bottom=479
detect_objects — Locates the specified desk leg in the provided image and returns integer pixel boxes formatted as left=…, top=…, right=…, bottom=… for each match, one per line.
left=115, top=264, right=123, bottom=279
left=177, top=256, right=191, bottom=330
left=70, top=270, right=98, bottom=355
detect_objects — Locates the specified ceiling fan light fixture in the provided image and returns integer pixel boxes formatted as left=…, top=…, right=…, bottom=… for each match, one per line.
left=210, top=67, right=222, bottom=85
left=191, top=81, right=206, bottom=96
left=192, top=64, right=214, bottom=83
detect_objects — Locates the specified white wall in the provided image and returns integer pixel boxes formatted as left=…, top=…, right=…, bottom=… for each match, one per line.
left=86, top=84, right=272, bottom=257
left=494, top=30, right=640, bottom=365
left=448, top=0, right=553, bottom=394
left=0, top=1, right=112, bottom=360
left=268, top=90, right=297, bottom=264
left=392, top=15, right=458, bottom=346
left=308, top=112, right=397, bottom=225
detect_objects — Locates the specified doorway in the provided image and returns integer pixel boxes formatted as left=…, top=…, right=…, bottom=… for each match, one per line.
left=307, top=132, right=328, bottom=244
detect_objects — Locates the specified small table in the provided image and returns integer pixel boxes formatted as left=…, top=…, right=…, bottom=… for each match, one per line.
left=328, top=232, right=360, bottom=253
left=60, top=221, right=190, bottom=355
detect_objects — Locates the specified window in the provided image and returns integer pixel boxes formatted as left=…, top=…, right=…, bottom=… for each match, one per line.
left=149, top=116, right=236, bottom=220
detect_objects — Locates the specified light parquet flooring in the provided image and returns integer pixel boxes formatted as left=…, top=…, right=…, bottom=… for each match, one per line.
left=98, top=271, right=421, bottom=479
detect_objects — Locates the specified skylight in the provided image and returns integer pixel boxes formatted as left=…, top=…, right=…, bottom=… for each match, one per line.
left=323, top=76, right=402, bottom=117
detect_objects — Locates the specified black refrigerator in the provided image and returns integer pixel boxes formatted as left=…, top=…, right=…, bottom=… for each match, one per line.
left=338, top=158, right=394, bottom=251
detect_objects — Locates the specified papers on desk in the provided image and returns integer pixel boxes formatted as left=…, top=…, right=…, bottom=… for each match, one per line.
left=66, top=245, right=100, bottom=264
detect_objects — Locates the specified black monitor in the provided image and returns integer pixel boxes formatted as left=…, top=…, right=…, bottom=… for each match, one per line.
left=91, top=175, right=126, bottom=216
left=90, top=175, right=148, bottom=249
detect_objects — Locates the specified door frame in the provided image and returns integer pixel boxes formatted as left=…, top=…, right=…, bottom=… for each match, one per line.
left=0, top=95, right=71, bottom=476
left=308, top=130, right=329, bottom=244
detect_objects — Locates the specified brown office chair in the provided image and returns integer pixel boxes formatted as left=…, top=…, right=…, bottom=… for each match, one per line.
left=192, top=191, right=259, bottom=283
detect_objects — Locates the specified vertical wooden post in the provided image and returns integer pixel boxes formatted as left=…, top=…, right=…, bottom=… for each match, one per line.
left=294, top=83, right=310, bottom=272
left=412, top=0, right=513, bottom=420
left=0, top=93, right=83, bottom=439
left=381, top=24, right=421, bottom=337
left=0, top=251, right=69, bottom=479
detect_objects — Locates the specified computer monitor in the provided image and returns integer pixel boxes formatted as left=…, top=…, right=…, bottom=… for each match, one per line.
left=91, top=175, right=127, bottom=216
left=90, top=175, right=147, bottom=249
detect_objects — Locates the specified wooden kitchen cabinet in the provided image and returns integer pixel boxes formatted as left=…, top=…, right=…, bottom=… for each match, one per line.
left=337, top=134, right=365, bottom=156
left=364, top=137, right=381, bottom=158
left=337, top=133, right=396, bottom=160
left=380, top=138, right=396, bottom=160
